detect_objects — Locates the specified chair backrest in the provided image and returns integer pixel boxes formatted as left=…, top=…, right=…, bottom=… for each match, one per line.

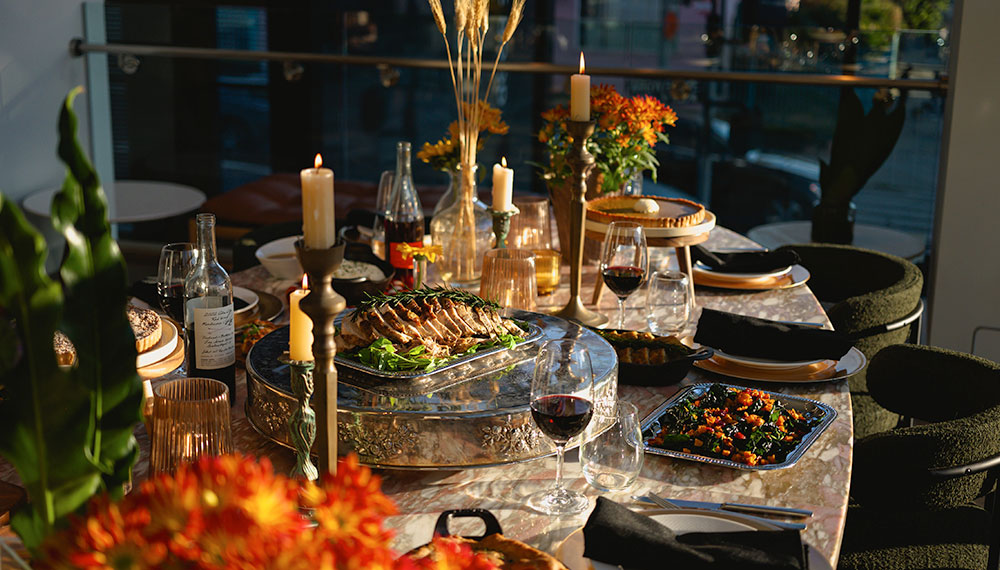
left=851, top=344, right=1000, bottom=510
left=779, top=243, right=923, bottom=357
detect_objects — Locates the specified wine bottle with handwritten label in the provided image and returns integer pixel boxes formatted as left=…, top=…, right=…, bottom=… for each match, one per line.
left=184, top=213, right=236, bottom=405
left=385, top=141, right=424, bottom=288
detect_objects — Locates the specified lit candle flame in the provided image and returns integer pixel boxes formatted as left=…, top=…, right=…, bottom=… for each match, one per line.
left=301, top=274, right=309, bottom=289
left=314, top=154, right=323, bottom=169
left=579, top=52, right=585, bottom=74
left=501, top=156, right=507, bottom=168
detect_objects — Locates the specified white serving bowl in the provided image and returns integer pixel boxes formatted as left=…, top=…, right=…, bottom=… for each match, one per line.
left=255, top=235, right=303, bottom=280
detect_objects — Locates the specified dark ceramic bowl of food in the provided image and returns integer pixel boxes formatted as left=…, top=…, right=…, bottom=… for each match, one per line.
left=333, top=242, right=396, bottom=307
left=591, top=328, right=714, bottom=387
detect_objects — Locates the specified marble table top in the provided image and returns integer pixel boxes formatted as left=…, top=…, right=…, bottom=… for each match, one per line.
left=0, top=226, right=852, bottom=569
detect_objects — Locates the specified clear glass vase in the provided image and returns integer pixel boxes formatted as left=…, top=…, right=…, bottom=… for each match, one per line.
left=432, top=168, right=489, bottom=218
left=431, top=163, right=495, bottom=288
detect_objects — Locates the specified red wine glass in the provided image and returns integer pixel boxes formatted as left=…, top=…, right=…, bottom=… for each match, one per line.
left=157, top=242, right=197, bottom=372
left=527, top=339, right=595, bottom=516
left=600, top=221, right=648, bottom=329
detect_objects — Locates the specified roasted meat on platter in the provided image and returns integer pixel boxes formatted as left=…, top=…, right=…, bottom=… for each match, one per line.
left=335, top=288, right=525, bottom=358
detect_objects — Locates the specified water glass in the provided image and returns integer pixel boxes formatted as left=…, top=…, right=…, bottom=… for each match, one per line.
left=480, top=248, right=537, bottom=311
left=509, top=196, right=553, bottom=249
left=371, top=170, right=394, bottom=259
left=582, top=401, right=644, bottom=492
left=150, top=378, right=233, bottom=476
left=646, top=271, right=691, bottom=336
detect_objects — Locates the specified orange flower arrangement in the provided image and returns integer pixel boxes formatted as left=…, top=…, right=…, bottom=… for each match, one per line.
left=35, top=454, right=499, bottom=570
left=418, top=100, right=509, bottom=173
left=538, top=84, right=678, bottom=194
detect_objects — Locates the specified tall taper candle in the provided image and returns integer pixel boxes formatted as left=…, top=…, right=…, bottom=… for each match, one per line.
left=288, top=275, right=314, bottom=362
left=570, top=52, right=590, bottom=122
left=301, top=153, right=336, bottom=250
left=492, top=156, right=514, bottom=212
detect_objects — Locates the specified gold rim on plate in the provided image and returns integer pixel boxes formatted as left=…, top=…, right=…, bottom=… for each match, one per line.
left=693, top=264, right=810, bottom=290
left=693, top=346, right=867, bottom=383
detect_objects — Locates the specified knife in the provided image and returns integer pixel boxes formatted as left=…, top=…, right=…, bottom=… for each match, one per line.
left=633, top=495, right=809, bottom=530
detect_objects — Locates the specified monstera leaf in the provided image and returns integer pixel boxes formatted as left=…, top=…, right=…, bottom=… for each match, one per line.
left=51, top=87, right=143, bottom=497
left=0, top=87, right=143, bottom=550
left=0, top=196, right=99, bottom=549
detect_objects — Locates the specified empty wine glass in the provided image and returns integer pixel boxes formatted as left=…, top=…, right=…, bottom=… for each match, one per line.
left=157, top=242, right=197, bottom=373
left=600, top=222, right=648, bottom=329
left=372, top=170, right=394, bottom=259
left=528, top=339, right=595, bottom=516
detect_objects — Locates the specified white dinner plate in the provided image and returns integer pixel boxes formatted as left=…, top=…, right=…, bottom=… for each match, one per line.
left=556, top=508, right=831, bottom=570
left=233, top=286, right=260, bottom=315
left=712, top=349, right=824, bottom=370
left=136, top=319, right=178, bottom=368
left=693, top=262, right=792, bottom=282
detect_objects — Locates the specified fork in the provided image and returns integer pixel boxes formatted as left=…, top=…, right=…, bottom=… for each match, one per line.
left=644, top=493, right=807, bottom=531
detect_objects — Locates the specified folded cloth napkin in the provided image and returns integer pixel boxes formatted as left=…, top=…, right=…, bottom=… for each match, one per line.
left=583, top=497, right=808, bottom=570
left=692, top=245, right=800, bottom=274
left=694, top=308, right=853, bottom=361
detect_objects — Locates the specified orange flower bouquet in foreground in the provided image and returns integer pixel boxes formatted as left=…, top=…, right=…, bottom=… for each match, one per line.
left=538, top=84, right=678, bottom=194
left=35, top=454, right=499, bottom=570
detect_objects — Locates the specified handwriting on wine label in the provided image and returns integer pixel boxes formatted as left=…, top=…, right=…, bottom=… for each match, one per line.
left=193, top=305, right=235, bottom=369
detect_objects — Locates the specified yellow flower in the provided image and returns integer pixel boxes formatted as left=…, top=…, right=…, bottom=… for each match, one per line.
left=397, top=243, right=443, bottom=263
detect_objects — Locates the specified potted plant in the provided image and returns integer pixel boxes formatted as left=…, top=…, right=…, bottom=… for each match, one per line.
left=537, top=85, right=677, bottom=261
left=812, top=87, right=906, bottom=243
left=0, top=87, right=144, bottom=551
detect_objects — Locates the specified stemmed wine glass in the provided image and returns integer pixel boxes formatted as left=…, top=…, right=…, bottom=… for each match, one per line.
left=527, top=339, right=595, bottom=516
left=371, top=170, right=394, bottom=259
left=600, top=221, right=648, bottom=329
left=157, top=243, right=197, bottom=372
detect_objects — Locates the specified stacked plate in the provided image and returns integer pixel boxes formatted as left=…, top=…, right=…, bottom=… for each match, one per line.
left=691, top=261, right=810, bottom=290
left=695, top=346, right=866, bottom=383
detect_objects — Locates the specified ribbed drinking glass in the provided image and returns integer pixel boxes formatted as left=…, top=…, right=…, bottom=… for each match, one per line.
left=150, top=377, right=233, bottom=476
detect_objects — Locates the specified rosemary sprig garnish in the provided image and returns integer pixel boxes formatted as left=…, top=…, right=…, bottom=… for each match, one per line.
left=351, top=287, right=500, bottom=321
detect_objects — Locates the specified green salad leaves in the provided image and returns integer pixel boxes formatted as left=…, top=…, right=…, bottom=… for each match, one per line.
left=345, top=333, right=524, bottom=372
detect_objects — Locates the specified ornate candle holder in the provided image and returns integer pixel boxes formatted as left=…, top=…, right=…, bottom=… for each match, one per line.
left=554, top=120, right=609, bottom=327
left=279, top=351, right=317, bottom=481
left=294, top=239, right=347, bottom=475
left=489, top=205, right=520, bottom=249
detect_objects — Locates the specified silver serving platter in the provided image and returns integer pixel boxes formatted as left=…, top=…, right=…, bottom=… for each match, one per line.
left=245, top=310, right=618, bottom=470
left=333, top=310, right=544, bottom=385
left=640, top=383, right=836, bottom=471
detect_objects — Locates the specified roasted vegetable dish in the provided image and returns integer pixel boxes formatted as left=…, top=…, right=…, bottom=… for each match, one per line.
left=594, top=329, right=692, bottom=365
left=237, top=319, right=279, bottom=360
left=646, top=384, right=824, bottom=466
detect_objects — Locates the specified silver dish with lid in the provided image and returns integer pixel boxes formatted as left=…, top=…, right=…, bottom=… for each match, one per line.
left=245, top=310, right=618, bottom=469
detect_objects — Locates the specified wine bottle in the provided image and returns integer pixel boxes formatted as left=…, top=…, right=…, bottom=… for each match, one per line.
left=385, top=141, right=424, bottom=288
left=184, top=213, right=237, bottom=406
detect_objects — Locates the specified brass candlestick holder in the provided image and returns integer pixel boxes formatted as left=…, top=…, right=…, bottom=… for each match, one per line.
left=294, top=239, right=347, bottom=475
left=279, top=352, right=317, bottom=481
left=554, top=120, right=609, bottom=327
left=490, top=205, right=520, bottom=248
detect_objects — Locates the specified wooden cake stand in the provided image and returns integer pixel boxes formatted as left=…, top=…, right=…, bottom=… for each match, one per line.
left=585, top=211, right=716, bottom=308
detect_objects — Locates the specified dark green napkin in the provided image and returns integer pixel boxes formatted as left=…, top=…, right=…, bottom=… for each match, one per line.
left=583, top=497, right=808, bottom=570
left=692, top=245, right=800, bottom=274
left=694, top=308, right=853, bottom=361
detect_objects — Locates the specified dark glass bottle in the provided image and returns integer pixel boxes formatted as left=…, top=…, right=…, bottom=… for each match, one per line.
left=184, top=213, right=236, bottom=405
left=384, top=141, right=425, bottom=288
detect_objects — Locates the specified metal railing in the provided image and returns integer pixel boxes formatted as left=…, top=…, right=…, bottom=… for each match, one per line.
left=70, top=39, right=949, bottom=92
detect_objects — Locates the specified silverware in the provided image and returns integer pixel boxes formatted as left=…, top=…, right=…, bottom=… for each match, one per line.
left=632, top=494, right=811, bottom=518
left=637, top=494, right=807, bottom=531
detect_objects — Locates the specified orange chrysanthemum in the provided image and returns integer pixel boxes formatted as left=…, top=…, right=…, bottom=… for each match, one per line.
left=36, top=454, right=496, bottom=570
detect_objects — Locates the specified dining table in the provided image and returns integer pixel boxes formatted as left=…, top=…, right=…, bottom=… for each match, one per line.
left=0, top=225, right=853, bottom=569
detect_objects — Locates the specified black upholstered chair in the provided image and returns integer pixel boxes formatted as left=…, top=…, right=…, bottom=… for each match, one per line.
left=778, top=243, right=924, bottom=439
left=839, top=344, right=1000, bottom=570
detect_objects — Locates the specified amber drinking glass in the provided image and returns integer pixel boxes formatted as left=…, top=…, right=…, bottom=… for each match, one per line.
left=150, top=378, right=233, bottom=475
left=533, top=249, right=561, bottom=296
left=479, top=249, right=537, bottom=312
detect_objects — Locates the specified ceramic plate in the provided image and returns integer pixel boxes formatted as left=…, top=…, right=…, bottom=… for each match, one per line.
left=693, top=262, right=792, bottom=281
left=585, top=211, right=717, bottom=239
left=695, top=346, right=867, bottom=383
left=136, top=319, right=178, bottom=368
left=712, top=349, right=823, bottom=370
left=693, top=264, right=810, bottom=291
left=233, top=286, right=260, bottom=315
left=556, top=508, right=832, bottom=570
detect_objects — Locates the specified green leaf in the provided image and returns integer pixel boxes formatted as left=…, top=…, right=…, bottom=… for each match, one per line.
left=0, top=194, right=100, bottom=550
left=51, top=86, right=142, bottom=495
